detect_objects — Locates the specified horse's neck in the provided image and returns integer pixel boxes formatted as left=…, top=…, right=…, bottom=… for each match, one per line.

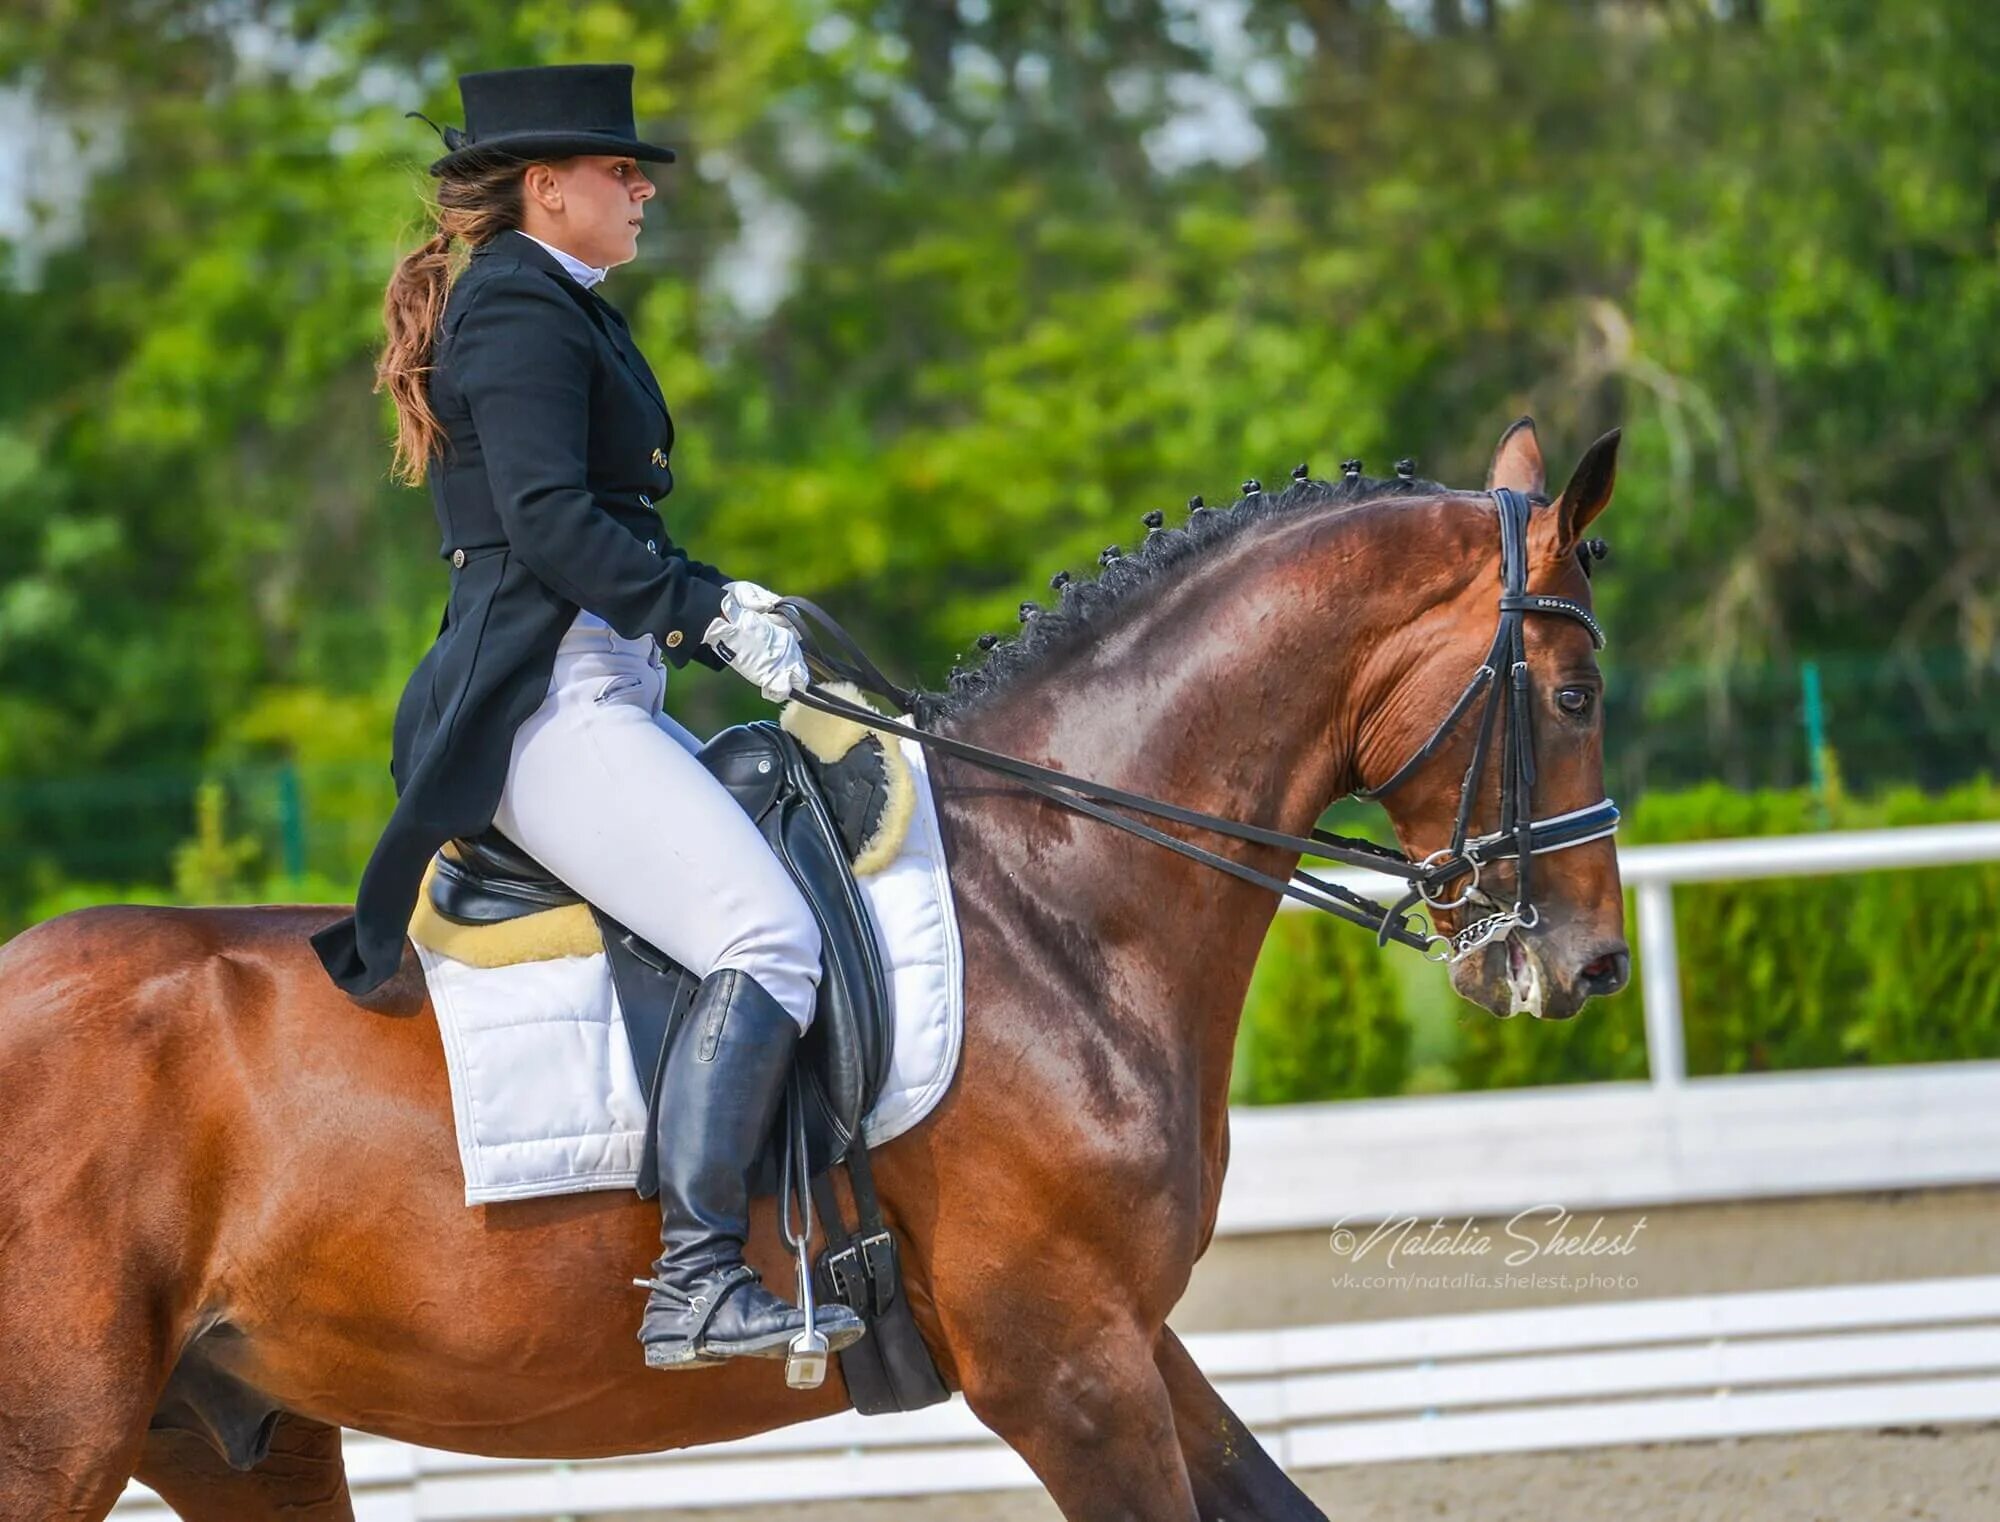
left=943, top=503, right=1438, bottom=1135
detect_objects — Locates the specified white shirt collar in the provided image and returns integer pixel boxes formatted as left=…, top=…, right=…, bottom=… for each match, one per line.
left=515, top=230, right=608, bottom=290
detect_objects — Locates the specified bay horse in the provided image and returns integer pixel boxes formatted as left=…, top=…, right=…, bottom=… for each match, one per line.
left=0, top=418, right=1628, bottom=1520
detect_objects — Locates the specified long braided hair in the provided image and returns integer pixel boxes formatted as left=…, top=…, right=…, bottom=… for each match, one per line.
left=376, top=153, right=533, bottom=486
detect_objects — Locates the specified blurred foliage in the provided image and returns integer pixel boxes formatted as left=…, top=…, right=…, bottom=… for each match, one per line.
left=1233, top=907, right=1409, bottom=1103
left=171, top=778, right=260, bottom=901
left=1636, top=774, right=2000, bottom=1076
left=3, top=3, right=1998, bottom=965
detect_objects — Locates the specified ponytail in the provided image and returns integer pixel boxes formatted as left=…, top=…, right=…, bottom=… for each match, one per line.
left=377, top=155, right=532, bottom=486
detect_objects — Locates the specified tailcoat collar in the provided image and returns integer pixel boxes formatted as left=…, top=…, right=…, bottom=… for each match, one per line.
left=468, top=230, right=662, bottom=421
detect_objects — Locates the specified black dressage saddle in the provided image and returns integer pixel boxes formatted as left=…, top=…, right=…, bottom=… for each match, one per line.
left=426, top=720, right=894, bottom=1197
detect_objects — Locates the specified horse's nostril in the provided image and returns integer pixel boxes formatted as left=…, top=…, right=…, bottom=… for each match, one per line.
left=1579, top=947, right=1631, bottom=995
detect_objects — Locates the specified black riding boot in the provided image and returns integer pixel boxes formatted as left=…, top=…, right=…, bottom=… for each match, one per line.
left=637, top=967, right=866, bottom=1368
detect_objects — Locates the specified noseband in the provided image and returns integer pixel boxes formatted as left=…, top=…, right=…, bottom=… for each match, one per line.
left=779, top=486, right=1619, bottom=964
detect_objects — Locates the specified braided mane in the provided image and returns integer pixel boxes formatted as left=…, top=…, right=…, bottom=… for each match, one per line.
left=914, top=463, right=1452, bottom=725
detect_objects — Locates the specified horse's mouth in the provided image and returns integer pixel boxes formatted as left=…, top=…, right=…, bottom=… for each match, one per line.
left=1450, top=922, right=1585, bottom=1022
left=1504, top=932, right=1546, bottom=1018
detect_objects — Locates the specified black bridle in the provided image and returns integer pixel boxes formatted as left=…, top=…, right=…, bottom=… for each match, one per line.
left=777, top=486, right=1618, bottom=963
left=1348, top=486, right=1620, bottom=959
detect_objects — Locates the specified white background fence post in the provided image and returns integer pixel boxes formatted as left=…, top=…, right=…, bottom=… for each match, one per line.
left=1635, top=879, right=1685, bottom=1090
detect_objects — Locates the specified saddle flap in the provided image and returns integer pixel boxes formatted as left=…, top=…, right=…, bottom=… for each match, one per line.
left=596, top=721, right=896, bottom=1193
left=774, top=729, right=894, bottom=1129
left=802, top=735, right=892, bottom=866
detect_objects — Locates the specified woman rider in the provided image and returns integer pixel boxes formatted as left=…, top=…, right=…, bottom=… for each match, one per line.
left=307, top=63, right=866, bottom=1370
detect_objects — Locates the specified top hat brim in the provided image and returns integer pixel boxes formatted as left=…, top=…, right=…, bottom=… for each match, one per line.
left=428, top=129, right=678, bottom=177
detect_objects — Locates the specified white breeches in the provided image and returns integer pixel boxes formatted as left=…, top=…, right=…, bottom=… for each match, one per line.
left=492, top=611, right=822, bottom=1031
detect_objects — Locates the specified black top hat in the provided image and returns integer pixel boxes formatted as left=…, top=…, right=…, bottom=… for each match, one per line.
left=410, top=63, right=677, bottom=178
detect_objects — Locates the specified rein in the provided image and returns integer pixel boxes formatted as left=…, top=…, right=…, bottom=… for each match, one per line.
left=774, top=488, right=1619, bottom=963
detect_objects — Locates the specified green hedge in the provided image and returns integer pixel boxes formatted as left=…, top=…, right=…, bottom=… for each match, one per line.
left=1235, top=776, right=2000, bottom=1104
left=1233, top=911, right=1411, bottom=1103
left=1630, top=776, right=2000, bottom=1077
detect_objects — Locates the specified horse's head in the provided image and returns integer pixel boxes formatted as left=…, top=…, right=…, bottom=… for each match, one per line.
left=1352, top=419, right=1628, bottom=1020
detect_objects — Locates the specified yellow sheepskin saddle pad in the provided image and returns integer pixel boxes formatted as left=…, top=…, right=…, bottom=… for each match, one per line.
left=407, top=682, right=917, bottom=968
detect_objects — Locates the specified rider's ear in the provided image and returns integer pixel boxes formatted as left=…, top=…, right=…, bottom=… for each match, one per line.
left=1486, top=416, right=1545, bottom=495
left=1553, top=428, right=1621, bottom=551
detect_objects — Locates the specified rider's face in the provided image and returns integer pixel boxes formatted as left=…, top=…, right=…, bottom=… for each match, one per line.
left=525, top=155, right=657, bottom=271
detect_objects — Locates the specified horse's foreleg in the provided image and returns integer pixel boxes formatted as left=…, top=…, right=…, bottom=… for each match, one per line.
left=133, top=1413, right=353, bottom=1521
left=959, top=1316, right=1196, bottom=1521
left=1156, top=1325, right=1327, bottom=1520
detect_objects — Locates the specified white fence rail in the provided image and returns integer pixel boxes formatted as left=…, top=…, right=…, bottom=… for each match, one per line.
left=116, top=1275, right=2000, bottom=1519
left=1225, top=822, right=2000, bottom=1232
left=1619, top=822, right=2000, bottom=1090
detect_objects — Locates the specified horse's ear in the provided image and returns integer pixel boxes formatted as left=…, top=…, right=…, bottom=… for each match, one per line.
left=1486, top=416, right=1544, bottom=494
left=1553, top=428, right=1621, bottom=550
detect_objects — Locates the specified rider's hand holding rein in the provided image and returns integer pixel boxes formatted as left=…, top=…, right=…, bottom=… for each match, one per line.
left=703, top=579, right=811, bottom=701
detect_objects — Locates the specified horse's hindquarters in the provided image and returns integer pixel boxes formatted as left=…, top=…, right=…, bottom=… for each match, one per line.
left=0, top=907, right=231, bottom=1516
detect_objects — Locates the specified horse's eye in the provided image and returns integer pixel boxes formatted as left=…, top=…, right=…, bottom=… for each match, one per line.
left=1557, top=688, right=1595, bottom=717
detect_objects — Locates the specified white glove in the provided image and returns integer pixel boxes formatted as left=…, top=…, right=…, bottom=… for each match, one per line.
left=702, top=583, right=810, bottom=702
left=721, top=578, right=784, bottom=614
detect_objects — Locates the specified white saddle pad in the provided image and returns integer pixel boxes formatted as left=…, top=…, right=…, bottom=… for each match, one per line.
left=416, top=735, right=965, bottom=1206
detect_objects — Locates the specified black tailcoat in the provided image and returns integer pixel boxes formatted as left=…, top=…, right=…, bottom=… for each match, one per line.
left=311, top=228, right=731, bottom=997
